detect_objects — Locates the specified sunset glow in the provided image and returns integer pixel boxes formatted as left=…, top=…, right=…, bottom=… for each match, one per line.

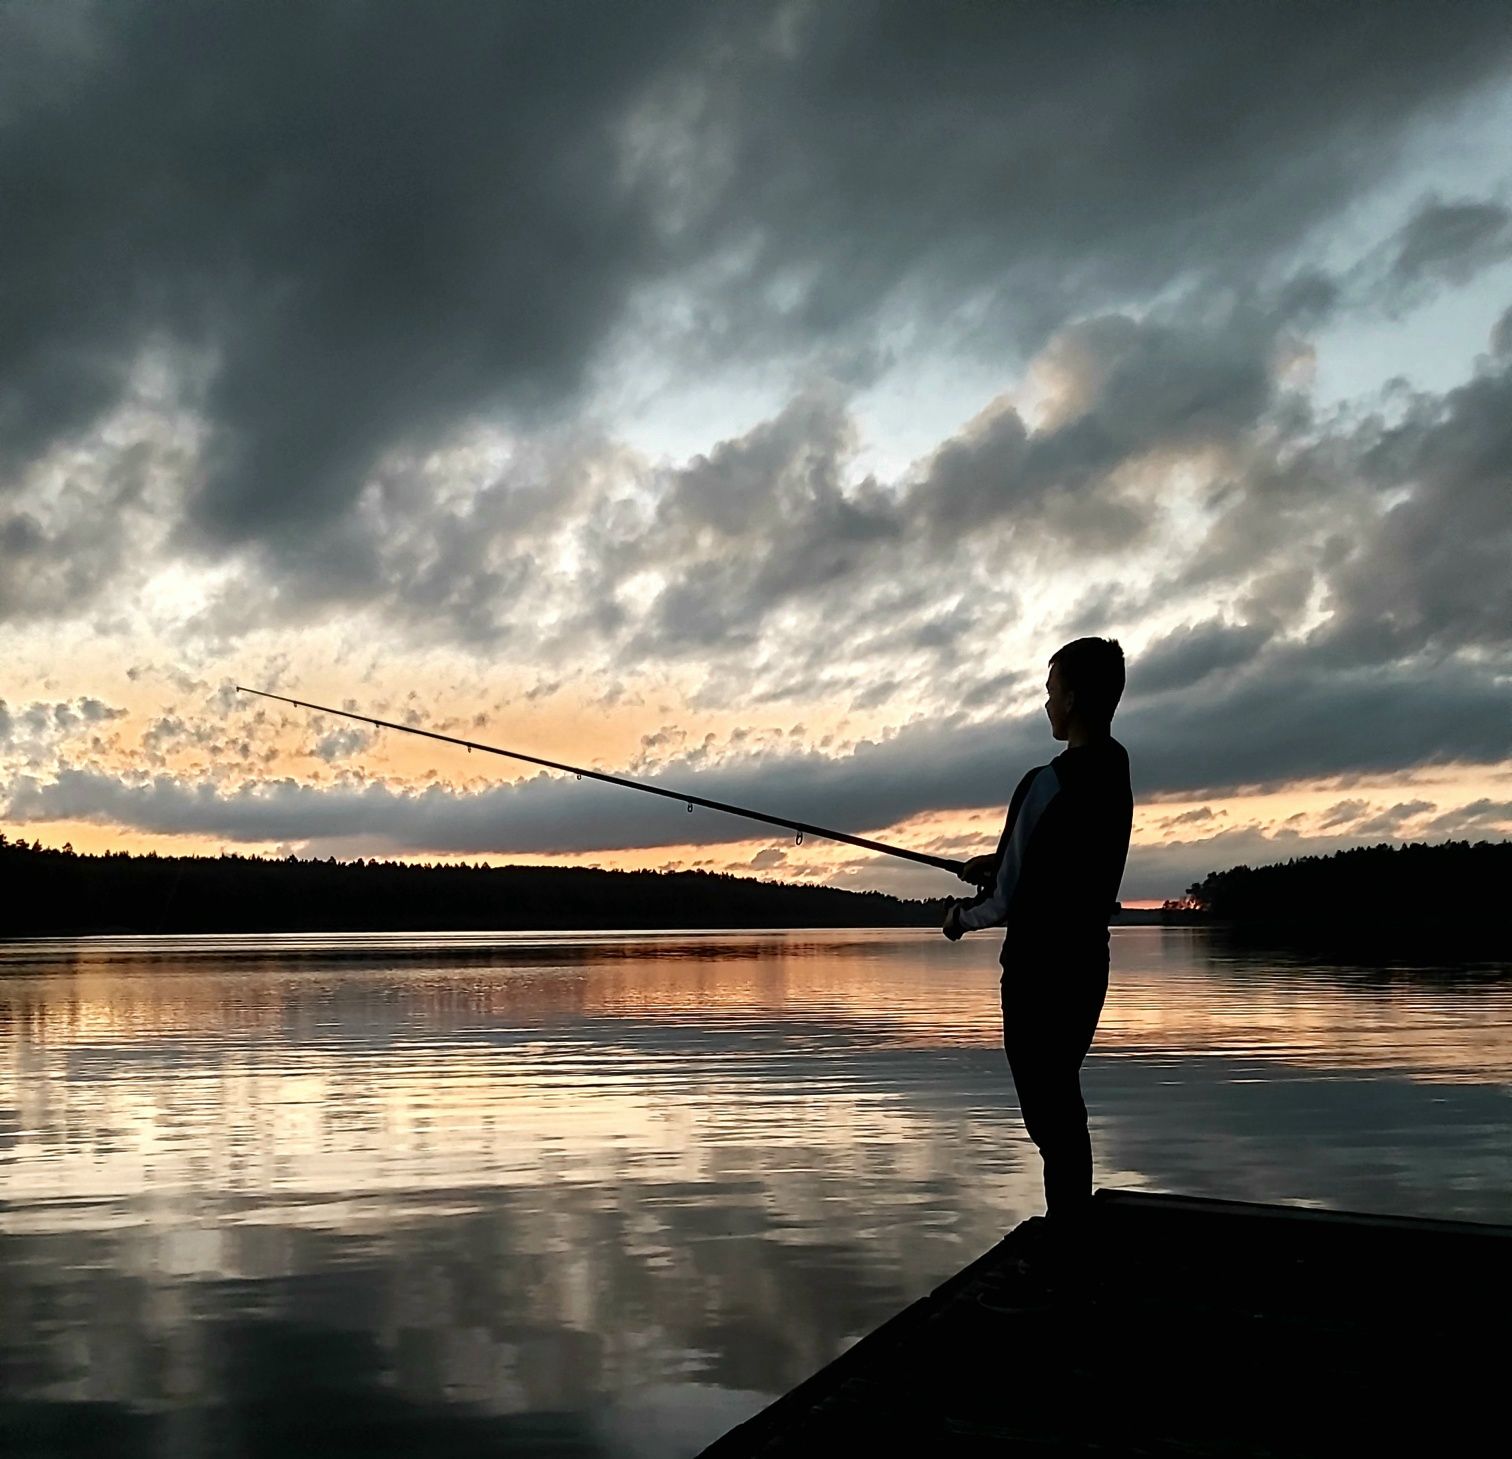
left=3, top=2, right=1509, bottom=903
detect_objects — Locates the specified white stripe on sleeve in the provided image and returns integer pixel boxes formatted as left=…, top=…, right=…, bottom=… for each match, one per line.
left=957, top=764, right=1061, bottom=932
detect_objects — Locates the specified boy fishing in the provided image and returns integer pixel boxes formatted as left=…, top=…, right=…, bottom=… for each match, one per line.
left=944, top=637, right=1132, bottom=1252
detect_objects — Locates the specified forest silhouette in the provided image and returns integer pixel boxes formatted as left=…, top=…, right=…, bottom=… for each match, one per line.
left=1181, top=839, right=1508, bottom=952
left=0, top=834, right=950, bottom=936
left=2, top=833, right=1506, bottom=941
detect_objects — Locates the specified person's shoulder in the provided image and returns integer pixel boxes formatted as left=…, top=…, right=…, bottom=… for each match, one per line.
left=1015, top=762, right=1052, bottom=792
left=1007, top=763, right=1050, bottom=810
left=1051, top=738, right=1129, bottom=788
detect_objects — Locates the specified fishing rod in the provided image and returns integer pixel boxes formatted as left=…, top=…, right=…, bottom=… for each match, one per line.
left=237, top=686, right=970, bottom=880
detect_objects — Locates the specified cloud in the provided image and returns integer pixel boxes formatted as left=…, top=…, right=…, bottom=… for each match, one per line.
left=1135, top=621, right=1272, bottom=695
left=3, top=3, right=1510, bottom=896
left=1422, top=798, right=1512, bottom=836
left=7, top=0, right=1512, bottom=562
left=1493, top=303, right=1512, bottom=358
left=1149, top=303, right=1512, bottom=684
left=816, top=810, right=1512, bottom=904
left=313, top=726, right=376, bottom=764
left=1374, top=196, right=1512, bottom=313
left=7, top=646, right=1508, bottom=862
left=4, top=5, right=1509, bottom=694
left=670, top=1, right=1512, bottom=355
left=524, top=293, right=1309, bottom=688
left=905, top=297, right=1303, bottom=557
left=1308, top=343, right=1512, bottom=663
left=1, top=0, right=712, bottom=548
left=1318, top=799, right=1371, bottom=830
left=849, top=679, right=901, bottom=712
left=0, top=424, right=187, bottom=623
left=1353, top=799, right=1436, bottom=837
left=200, top=427, right=630, bottom=645
left=0, top=696, right=128, bottom=756
left=622, top=388, right=900, bottom=655
left=1123, top=650, right=1511, bottom=797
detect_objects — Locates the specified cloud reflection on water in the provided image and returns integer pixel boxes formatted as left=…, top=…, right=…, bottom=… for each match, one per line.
left=0, top=928, right=1508, bottom=1456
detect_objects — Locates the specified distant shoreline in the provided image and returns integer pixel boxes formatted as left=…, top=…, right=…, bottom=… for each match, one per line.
left=1180, top=839, right=1509, bottom=960
left=4, top=834, right=1505, bottom=953
left=0, top=836, right=951, bottom=938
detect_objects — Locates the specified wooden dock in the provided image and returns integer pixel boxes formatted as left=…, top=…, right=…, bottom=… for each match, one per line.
left=699, top=1189, right=1512, bottom=1456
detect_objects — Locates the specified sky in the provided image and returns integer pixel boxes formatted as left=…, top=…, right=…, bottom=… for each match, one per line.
left=2, top=0, right=1511, bottom=904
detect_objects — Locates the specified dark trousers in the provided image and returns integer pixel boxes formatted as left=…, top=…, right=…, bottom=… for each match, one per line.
left=1001, top=964, right=1108, bottom=1226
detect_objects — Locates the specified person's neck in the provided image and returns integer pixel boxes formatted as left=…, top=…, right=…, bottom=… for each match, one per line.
left=1064, top=722, right=1110, bottom=750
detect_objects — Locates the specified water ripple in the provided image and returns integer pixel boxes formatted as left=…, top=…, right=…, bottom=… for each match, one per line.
left=1, top=927, right=1508, bottom=1455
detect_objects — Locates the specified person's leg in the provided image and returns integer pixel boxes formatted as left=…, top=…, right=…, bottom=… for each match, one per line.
left=1002, top=971, right=1108, bottom=1228
left=1038, top=1070, right=1093, bottom=1226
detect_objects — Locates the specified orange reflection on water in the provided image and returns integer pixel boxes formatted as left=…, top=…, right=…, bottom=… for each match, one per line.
left=3, top=928, right=1508, bottom=1239
left=0, top=932, right=1046, bottom=1245
left=1, top=926, right=1508, bottom=1439
left=5, top=926, right=1509, bottom=1070
left=1098, top=928, right=1512, bottom=1082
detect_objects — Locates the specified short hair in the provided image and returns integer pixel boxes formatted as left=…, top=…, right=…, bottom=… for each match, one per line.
left=1050, top=637, right=1125, bottom=725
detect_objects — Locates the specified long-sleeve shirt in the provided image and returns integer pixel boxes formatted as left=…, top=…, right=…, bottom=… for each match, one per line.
left=956, top=736, right=1133, bottom=966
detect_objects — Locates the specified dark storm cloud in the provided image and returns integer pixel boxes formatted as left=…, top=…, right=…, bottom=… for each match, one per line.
left=1493, top=303, right=1512, bottom=357
left=674, top=2, right=1512, bottom=353
left=1123, top=650, right=1510, bottom=798
left=6, top=0, right=1512, bottom=560
left=1130, top=620, right=1272, bottom=696
left=1375, top=197, right=1512, bottom=312
left=1, top=0, right=704, bottom=543
left=1306, top=342, right=1512, bottom=664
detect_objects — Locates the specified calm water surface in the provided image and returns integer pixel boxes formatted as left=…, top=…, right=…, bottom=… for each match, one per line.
left=2, top=927, right=1509, bottom=1456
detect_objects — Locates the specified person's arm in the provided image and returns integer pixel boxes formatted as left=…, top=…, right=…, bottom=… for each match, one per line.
left=958, top=769, right=1030, bottom=889
left=954, top=765, right=1061, bottom=933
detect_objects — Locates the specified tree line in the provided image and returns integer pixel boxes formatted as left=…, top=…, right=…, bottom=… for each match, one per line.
left=0, top=834, right=952, bottom=936
left=5, top=831, right=1505, bottom=942
left=1181, top=839, right=1509, bottom=944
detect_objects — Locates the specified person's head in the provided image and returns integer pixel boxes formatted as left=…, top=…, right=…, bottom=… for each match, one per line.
left=1046, top=637, right=1125, bottom=741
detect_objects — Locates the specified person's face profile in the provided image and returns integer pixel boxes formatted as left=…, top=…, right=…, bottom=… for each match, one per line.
left=1045, top=663, right=1074, bottom=741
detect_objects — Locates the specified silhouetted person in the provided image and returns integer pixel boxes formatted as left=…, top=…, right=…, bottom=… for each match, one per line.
left=943, top=638, right=1132, bottom=1251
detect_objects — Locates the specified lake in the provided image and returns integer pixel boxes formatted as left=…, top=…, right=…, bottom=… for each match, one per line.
left=2, top=927, right=1509, bottom=1456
